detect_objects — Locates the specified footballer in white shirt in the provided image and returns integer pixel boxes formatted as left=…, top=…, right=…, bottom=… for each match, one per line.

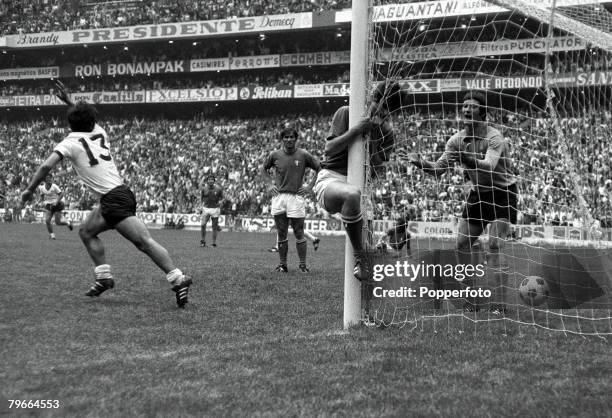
left=21, top=80, right=192, bottom=308
left=38, top=179, right=73, bottom=239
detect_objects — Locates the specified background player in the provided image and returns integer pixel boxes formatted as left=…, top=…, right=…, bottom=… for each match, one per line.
left=376, top=204, right=414, bottom=254
left=199, top=173, right=224, bottom=247
left=268, top=226, right=320, bottom=253
left=262, top=126, right=321, bottom=273
left=21, top=80, right=192, bottom=308
left=409, top=91, right=517, bottom=315
left=313, top=80, right=403, bottom=280
left=38, top=178, right=73, bottom=239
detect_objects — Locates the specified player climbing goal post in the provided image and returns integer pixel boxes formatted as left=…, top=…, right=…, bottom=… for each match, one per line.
left=346, top=0, right=612, bottom=334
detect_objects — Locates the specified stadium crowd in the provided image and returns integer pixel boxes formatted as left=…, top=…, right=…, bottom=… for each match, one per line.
left=0, top=0, right=351, bottom=36
left=1, top=108, right=610, bottom=228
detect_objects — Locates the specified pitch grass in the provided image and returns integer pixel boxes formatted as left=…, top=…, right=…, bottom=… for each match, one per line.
left=1, top=224, right=610, bottom=417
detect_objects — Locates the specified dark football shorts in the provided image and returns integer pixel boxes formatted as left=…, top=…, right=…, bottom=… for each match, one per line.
left=100, top=184, right=136, bottom=227
left=45, top=201, right=65, bottom=213
left=462, top=183, right=518, bottom=225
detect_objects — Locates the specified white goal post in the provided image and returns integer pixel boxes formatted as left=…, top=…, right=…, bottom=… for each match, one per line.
left=344, top=0, right=371, bottom=328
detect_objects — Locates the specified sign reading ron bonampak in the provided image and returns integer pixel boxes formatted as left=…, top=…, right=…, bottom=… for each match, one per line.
left=3, top=13, right=313, bottom=48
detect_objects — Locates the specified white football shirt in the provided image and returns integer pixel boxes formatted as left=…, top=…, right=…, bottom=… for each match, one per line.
left=39, top=183, right=62, bottom=204
left=54, top=124, right=123, bottom=196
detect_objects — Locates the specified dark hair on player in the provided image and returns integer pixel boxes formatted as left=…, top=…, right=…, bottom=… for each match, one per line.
left=280, top=127, right=298, bottom=139
left=67, top=101, right=97, bottom=132
left=462, top=91, right=488, bottom=119
left=372, top=80, right=404, bottom=114
left=207, top=173, right=216, bottom=180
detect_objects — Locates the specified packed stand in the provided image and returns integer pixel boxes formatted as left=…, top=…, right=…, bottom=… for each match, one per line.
left=1, top=108, right=611, bottom=229
left=0, top=0, right=351, bottom=36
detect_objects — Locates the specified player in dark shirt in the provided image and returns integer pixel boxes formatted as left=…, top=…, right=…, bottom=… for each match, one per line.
left=199, top=173, right=224, bottom=247
left=410, top=91, right=517, bottom=315
left=313, top=81, right=404, bottom=280
left=376, top=203, right=415, bottom=254
left=262, top=126, right=321, bottom=273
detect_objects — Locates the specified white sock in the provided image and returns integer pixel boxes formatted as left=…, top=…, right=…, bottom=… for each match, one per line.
left=166, top=268, right=184, bottom=284
left=94, top=264, right=112, bottom=280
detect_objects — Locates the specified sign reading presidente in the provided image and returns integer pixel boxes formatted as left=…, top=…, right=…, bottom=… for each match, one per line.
left=71, top=14, right=310, bottom=42
left=5, top=13, right=312, bottom=48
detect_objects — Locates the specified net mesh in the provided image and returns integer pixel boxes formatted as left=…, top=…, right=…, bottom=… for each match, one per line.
left=359, top=0, right=612, bottom=336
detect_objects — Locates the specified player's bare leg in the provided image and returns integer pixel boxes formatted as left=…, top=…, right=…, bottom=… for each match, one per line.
left=322, top=182, right=365, bottom=280
left=79, top=206, right=114, bottom=297
left=273, top=214, right=289, bottom=272
left=115, top=216, right=177, bottom=273
left=487, top=219, right=510, bottom=315
left=211, top=217, right=219, bottom=247
left=115, top=216, right=191, bottom=307
left=54, top=211, right=73, bottom=231
left=200, top=213, right=210, bottom=247
left=456, top=219, right=485, bottom=311
left=44, top=210, right=55, bottom=239
left=291, top=217, right=308, bottom=272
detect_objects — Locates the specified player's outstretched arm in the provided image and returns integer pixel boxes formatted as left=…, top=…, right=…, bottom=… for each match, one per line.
left=54, top=79, right=75, bottom=106
left=21, top=153, right=62, bottom=204
left=396, top=150, right=450, bottom=177
left=324, top=117, right=373, bottom=157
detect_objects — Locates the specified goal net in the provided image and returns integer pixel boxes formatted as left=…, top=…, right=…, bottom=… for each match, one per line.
left=357, top=0, right=612, bottom=336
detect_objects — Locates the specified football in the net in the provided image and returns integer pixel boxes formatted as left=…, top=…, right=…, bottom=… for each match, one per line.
left=518, top=276, right=550, bottom=307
